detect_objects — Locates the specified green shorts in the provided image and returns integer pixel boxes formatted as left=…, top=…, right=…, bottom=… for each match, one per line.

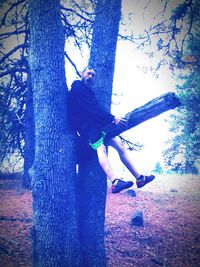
left=89, top=131, right=106, bottom=150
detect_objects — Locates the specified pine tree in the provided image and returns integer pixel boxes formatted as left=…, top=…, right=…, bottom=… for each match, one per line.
left=163, top=16, right=200, bottom=174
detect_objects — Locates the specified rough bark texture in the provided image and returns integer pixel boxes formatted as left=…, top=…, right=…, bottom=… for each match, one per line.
left=23, top=69, right=35, bottom=189
left=77, top=0, right=122, bottom=266
left=28, top=0, right=79, bottom=266
left=77, top=157, right=107, bottom=267
left=89, top=0, right=121, bottom=112
left=107, top=92, right=181, bottom=138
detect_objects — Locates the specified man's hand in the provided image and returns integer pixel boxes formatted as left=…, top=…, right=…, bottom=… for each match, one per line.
left=114, top=117, right=128, bottom=126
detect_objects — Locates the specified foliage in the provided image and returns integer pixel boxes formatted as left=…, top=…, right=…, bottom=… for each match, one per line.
left=163, top=71, right=200, bottom=174
left=153, top=161, right=163, bottom=174
left=129, top=0, right=200, bottom=74
left=162, top=1, right=200, bottom=174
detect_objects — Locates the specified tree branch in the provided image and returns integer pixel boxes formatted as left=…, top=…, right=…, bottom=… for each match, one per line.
left=0, top=43, right=28, bottom=65
left=64, top=52, right=81, bottom=77
left=105, top=92, right=181, bottom=138
left=0, top=0, right=27, bottom=27
left=0, top=67, right=27, bottom=78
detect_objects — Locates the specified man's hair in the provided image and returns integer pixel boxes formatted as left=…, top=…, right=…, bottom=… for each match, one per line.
left=82, top=65, right=97, bottom=74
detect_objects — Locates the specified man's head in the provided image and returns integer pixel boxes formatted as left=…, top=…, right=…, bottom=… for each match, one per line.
left=81, top=66, right=96, bottom=87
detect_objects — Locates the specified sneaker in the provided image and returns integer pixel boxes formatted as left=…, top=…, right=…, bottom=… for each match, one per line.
left=111, top=178, right=133, bottom=194
left=136, top=175, right=155, bottom=188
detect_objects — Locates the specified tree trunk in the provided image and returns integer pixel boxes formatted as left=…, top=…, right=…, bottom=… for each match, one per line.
left=28, top=0, right=79, bottom=266
left=77, top=0, right=122, bottom=266
left=23, top=67, right=35, bottom=189
left=77, top=157, right=107, bottom=267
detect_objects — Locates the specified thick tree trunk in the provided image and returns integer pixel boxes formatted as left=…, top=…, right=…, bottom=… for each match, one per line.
left=23, top=69, right=35, bottom=189
left=77, top=157, right=107, bottom=267
left=28, top=0, right=79, bottom=266
left=77, top=0, right=122, bottom=266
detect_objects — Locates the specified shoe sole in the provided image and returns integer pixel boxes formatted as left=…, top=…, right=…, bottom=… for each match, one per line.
left=112, top=181, right=133, bottom=194
left=137, top=176, right=155, bottom=188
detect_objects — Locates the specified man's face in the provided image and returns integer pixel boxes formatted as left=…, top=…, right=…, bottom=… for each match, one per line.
left=81, top=68, right=96, bottom=86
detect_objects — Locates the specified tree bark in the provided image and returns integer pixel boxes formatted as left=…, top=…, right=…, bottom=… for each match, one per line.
left=28, top=0, right=79, bottom=266
left=23, top=67, right=35, bottom=189
left=105, top=92, right=181, bottom=138
left=78, top=0, right=122, bottom=266
left=77, top=156, right=107, bottom=267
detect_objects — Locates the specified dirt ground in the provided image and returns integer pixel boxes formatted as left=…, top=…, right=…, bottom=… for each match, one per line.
left=0, top=174, right=200, bottom=267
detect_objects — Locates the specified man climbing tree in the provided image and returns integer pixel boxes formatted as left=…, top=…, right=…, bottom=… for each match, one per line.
left=68, top=66, right=156, bottom=193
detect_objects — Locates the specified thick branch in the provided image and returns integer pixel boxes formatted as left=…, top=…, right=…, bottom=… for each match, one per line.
left=106, top=92, right=181, bottom=138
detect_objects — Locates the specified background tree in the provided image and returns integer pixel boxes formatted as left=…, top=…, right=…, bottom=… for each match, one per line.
left=161, top=1, right=200, bottom=173
left=0, top=0, right=32, bottom=183
left=163, top=64, right=200, bottom=174
left=130, top=0, right=199, bottom=72
left=28, top=0, right=79, bottom=265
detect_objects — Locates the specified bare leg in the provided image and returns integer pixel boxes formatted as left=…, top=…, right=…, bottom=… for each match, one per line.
left=96, top=144, right=116, bottom=182
left=96, top=142, right=134, bottom=193
left=107, top=136, right=140, bottom=179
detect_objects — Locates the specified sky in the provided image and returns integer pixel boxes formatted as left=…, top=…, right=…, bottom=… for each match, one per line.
left=109, top=42, right=177, bottom=174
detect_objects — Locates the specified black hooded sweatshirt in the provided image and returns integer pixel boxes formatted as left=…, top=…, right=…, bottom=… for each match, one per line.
left=68, top=80, right=115, bottom=141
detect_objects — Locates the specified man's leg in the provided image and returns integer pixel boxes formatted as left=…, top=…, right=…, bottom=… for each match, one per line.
left=96, top=144, right=116, bottom=182
left=96, top=144, right=133, bottom=193
left=107, top=136, right=155, bottom=187
left=107, top=136, right=140, bottom=178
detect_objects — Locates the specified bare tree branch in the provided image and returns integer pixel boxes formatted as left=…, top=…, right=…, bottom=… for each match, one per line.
left=0, top=43, right=28, bottom=65
left=64, top=51, right=81, bottom=77
left=0, top=0, right=27, bottom=28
